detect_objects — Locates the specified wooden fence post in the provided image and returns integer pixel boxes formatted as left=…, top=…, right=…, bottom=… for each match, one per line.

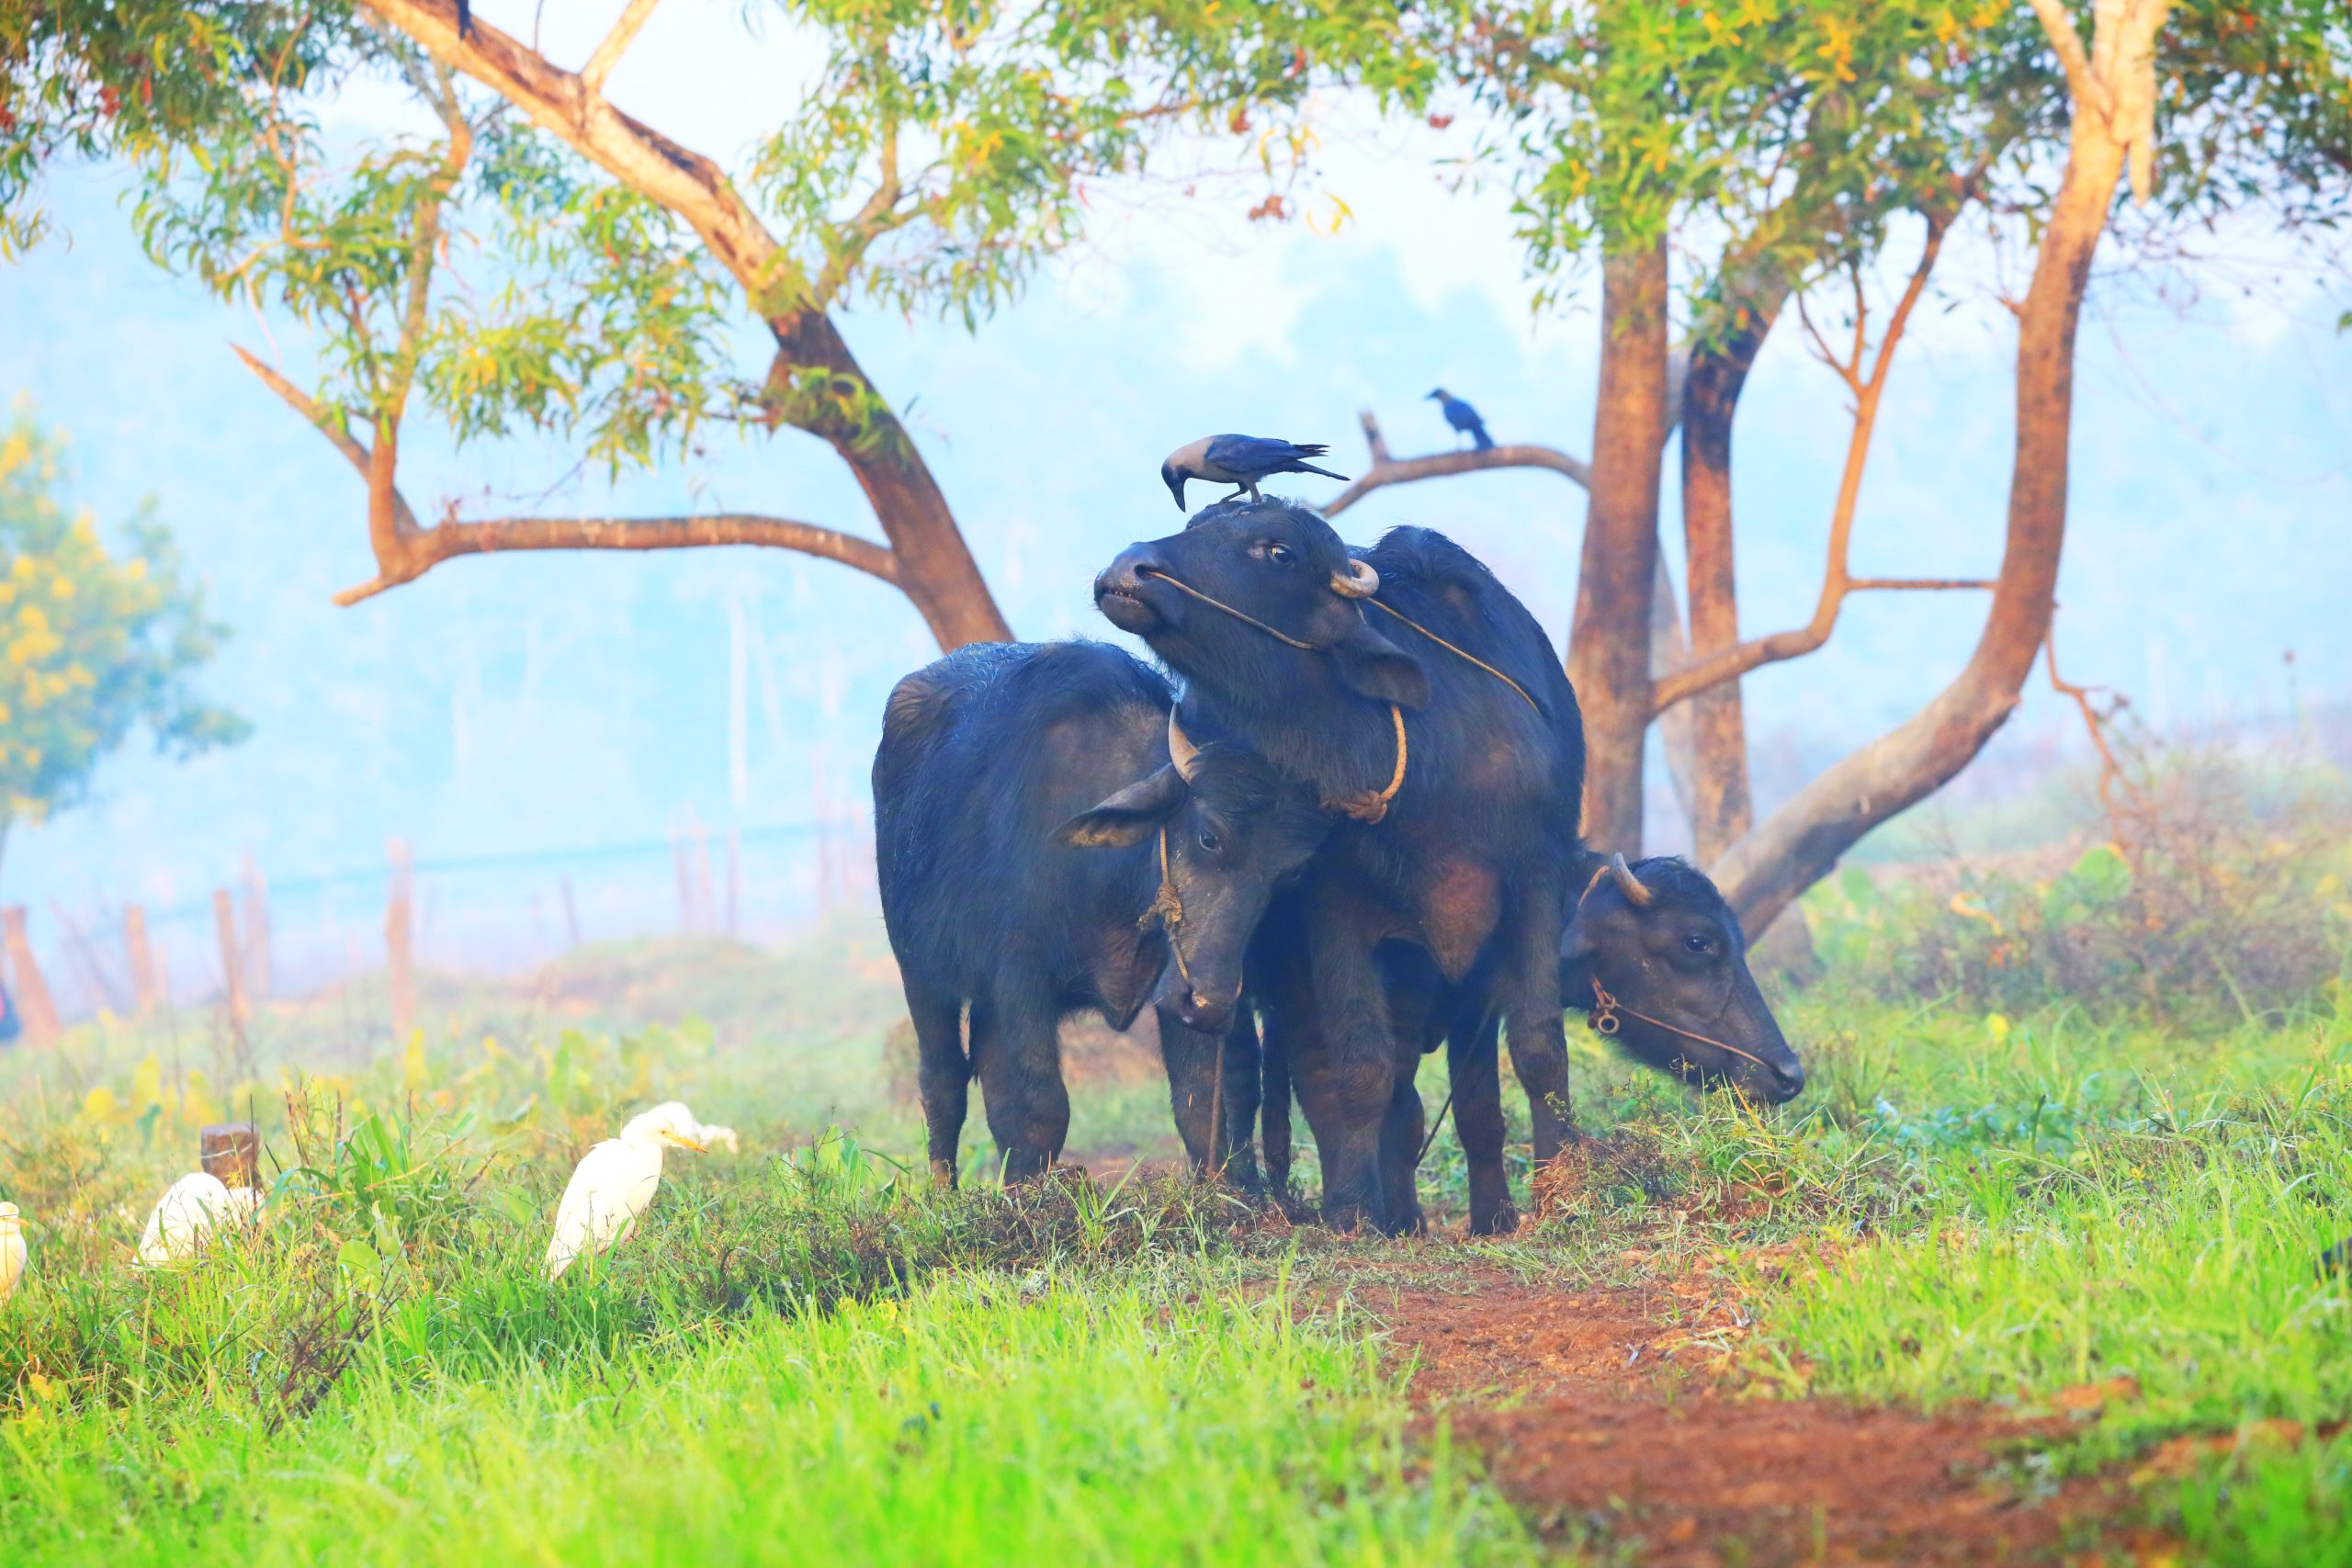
left=212, top=888, right=248, bottom=1027
left=1, top=906, right=62, bottom=1046
left=125, top=904, right=161, bottom=1017
left=672, top=830, right=695, bottom=933
left=199, top=1122, right=259, bottom=1188
left=387, top=839, right=415, bottom=1042
left=726, top=828, right=741, bottom=938
left=241, top=855, right=272, bottom=1003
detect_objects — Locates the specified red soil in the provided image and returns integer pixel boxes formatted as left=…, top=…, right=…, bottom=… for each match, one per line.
left=1337, top=1257, right=2145, bottom=1567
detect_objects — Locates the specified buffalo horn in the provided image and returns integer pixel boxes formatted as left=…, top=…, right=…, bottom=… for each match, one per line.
left=1607, top=853, right=1655, bottom=908
left=1329, top=558, right=1380, bottom=599
left=1166, top=709, right=1203, bottom=782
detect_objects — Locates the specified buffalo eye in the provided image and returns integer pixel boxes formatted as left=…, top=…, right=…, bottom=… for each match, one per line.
left=1683, top=931, right=1717, bottom=957
left=1197, top=827, right=1224, bottom=854
left=1264, top=542, right=1295, bottom=566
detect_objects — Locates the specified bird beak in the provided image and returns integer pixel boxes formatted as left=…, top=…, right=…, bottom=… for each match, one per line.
left=663, top=1132, right=708, bottom=1152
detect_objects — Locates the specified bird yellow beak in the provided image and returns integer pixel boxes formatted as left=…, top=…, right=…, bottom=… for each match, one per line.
left=662, top=1132, right=708, bottom=1152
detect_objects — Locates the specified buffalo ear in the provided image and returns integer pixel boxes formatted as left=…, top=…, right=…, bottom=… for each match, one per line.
left=1329, top=615, right=1430, bottom=709
left=1057, top=766, right=1189, bottom=849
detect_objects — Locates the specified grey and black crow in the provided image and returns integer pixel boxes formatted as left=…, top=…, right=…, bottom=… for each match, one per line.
left=1427, top=388, right=1494, bottom=450
left=1161, top=434, right=1347, bottom=511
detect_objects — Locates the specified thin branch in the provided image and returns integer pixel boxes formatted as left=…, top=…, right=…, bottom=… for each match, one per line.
left=1652, top=216, right=1953, bottom=716
left=581, top=0, right=662, bottom=96
left=333, top=513, right=899, bottom=605
left=232, top=344, right=372, bottom=477
left=1849, top=577, right=1998, bottom=592
left=2028, top=0, right=2111, bottom=118
left=1320, top=411, right=1591, bottom=519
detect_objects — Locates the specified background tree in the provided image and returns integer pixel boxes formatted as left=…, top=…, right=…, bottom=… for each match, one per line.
left=1341, top=0, right=2348, bottom=936
left=0, top=407, right=246, bottom=873
left=11, top=0, right=1432, bottom=651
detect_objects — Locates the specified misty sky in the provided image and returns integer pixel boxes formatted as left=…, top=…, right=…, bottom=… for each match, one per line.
left=2, top=0, right=2347, bottom=955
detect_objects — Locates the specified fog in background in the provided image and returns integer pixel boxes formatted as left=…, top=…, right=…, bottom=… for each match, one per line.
left=2, top=0, right=2346, bottom=1012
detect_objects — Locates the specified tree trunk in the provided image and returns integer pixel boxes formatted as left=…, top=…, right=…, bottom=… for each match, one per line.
left=775, top=314, right=1011, bottom=649
left=1678, top=301, right=1780, bottom=866
left=1567, top=233, right=1671, bottom=852
left=1712, top=69, right=2142, bottom=934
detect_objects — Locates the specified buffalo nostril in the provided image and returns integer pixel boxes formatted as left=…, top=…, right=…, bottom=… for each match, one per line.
left=1775, top=1063, right=1806, bottom=1098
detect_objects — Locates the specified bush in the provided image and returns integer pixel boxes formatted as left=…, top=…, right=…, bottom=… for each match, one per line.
left=1808, top=746, right=2352, bottom=1024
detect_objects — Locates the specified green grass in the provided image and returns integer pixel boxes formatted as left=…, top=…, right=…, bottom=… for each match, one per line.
left=4, top=1262, right=1532, bottom=1566
left=10, top=866, right=2352, bottom=1565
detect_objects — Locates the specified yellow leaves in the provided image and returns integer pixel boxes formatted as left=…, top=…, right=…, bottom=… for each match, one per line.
left=1304, top=192, right=1354, bottom=237
left=1986, top=1013, right=2012, bottom=1043
left=0, top=433, right=28, bottom=479
left=402, top=1032, right=430, bottom=1092
left=81, top=1086, right=123, bottom=1125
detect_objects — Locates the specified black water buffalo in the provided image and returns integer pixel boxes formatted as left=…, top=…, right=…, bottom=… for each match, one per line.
left=874, top=640, right=1329, bottom=1189
left=1098, top=503, right=1803, bottom=1231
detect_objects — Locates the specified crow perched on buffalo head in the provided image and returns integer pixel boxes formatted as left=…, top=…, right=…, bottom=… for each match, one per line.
left=1161, top=434, right=1347, bottom=511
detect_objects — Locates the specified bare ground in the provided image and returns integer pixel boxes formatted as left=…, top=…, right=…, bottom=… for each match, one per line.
left=1326, top=1252, right=2153, bottom=1567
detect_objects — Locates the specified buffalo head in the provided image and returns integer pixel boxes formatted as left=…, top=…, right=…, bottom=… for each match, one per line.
left=1058, top=713, right=1329, bottom=1032
left=1562, top=854, right=1805, bottom=1104
left=1093, top=499, right=1428, bottom=714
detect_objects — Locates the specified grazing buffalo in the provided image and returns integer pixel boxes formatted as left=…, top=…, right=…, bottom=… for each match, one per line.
left=874, top=640, right=1328, bottom=1189
left=1099, top=502, right=1803, bottom=1231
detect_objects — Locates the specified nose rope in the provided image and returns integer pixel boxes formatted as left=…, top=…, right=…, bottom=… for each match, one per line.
left=1136, top=565, right=1542, bottom=713
left=1585, top=981, right=1777, bottom=1073
left=1573, top=864, right=1779, bottom=1075
left=1142, top=825, right=1195, bottom=990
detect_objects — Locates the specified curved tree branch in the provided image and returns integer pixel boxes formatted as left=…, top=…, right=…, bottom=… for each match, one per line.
left=357, top=0, right=1011, bottom=649
left=333, top=513, right=900, bottom=606
left=1650, top=212, right=1954, bottom=717
left=1712, top=0, right=2174, bottom=935
left=234, top=343, right=896, bottom=605
left=1320, top=410, right=1591, bottom=518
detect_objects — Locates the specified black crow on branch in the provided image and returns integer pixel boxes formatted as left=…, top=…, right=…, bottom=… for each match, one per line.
left=1427, top=387, right=1494, bottom=450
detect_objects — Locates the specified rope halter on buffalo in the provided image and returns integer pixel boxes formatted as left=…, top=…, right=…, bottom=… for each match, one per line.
left=1132, top=560, right=1535, bottom=827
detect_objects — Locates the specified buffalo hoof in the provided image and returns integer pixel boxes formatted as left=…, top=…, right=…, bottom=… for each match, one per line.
left=1467, top=1203, right=1520, bottom=1237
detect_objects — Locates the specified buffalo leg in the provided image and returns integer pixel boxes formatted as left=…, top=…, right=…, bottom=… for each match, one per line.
left=1378, top=1073, right=1426, bottom=1235
left=1450, top=1015, right=1517, bottom=1235
left=1298, top=886, right=1396, bottom=1232
left=1501, top=881, right=1577, bottom=1166
left=1158, top=1009, right=1266, bottom=1196
left=908, top=986, right=969, bottom=1187
left=1261, top=1007, right=1295, bottom=1210
left=971, top=988, right=1069, bottom=1182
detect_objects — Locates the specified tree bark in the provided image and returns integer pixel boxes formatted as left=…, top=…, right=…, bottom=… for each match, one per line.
left=1678, top=305, right=1773, bottom=864
left=1566, top=233, right=1670, bottom=852
left=1711, top=0, right=2167, bottom=932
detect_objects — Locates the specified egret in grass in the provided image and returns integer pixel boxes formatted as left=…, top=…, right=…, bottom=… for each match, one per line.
left=545, top=1104, right=707, bottom=1280
left=135, top=1172, right=260, bottom=1267
left=1, top=1202, right=25, bottom=1305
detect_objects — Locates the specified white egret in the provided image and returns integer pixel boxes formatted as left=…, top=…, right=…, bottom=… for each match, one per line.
left=134, top=1172, right=260, bottom=1268
left=545, top=1104, right=707, bottom=1280
left=1, top=1202, right=25, bottom=1306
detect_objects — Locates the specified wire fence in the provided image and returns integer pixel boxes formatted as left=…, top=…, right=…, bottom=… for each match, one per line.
left=4, top=814, right=877, bottom=1029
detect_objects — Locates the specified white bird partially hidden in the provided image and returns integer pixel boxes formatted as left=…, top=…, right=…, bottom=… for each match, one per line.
left=1, top=1202, right=26, bottom=1306
left=644, top=1100, right=740, bottom=1155
left=545, top=1104, right=707, bottom=1281
left=134, top=1172, right=260, bottom=1268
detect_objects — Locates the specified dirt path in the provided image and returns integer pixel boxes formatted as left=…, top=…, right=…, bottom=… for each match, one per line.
left=1334, top=1257, right=2140, bottom=1567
